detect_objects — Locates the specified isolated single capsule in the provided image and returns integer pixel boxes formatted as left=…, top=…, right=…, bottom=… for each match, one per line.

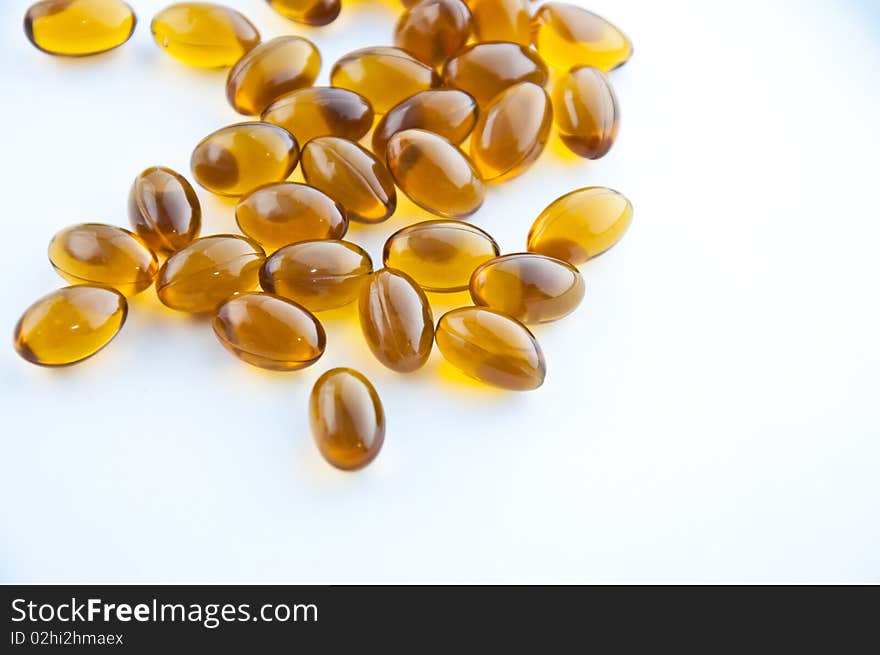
left=470, top=82, right=551, bottom=182
left=262, top=87, right=374, bottom=147
left=301, top=137, right=396, bottom=223
left=151, top=3, right=259, bottom=68
left=435, top=306, right=545, bottom=390
left=191, top=122, right=299, bottom=197
left=466, top=0, right=530, bottom=45
left=527, top=186, right=632, bottom=264
left=156, top=235, right=265, bottom=312
left=359, top=268, right=434, bottom=373
left=383, top=220, right=499, bottom=292
left=442, top=41, right=548, bottom=106
left=386, top=129, right=484, bottom=219
left=260, top=240, right=372, bottom=312
left=49, top=223, right=158, bottom=296
left=531, top=2, right=632, bottom=72
left=225, top=36, right=320, bottom=116
left=552, top=66, right=619, bottom=159
left=330, top=46, right=441, bottom=113
left=24, top=0, right=136, bottom=57
left=213, top=292, right=325, bottom=371
left=236, top=183, right=347, bottom=252
left=310, top=367, right=385, bottom=471
left=14, top=286, right=127, bottom=367
left=266, top=0, right=341, bottom=26
left=128, top=166, right=201, bottom=255
left=470, top=253, right=584, bottom=323
left=393, top=0, right=473, bottom=68
left=371, top=89, right=477, bottom=157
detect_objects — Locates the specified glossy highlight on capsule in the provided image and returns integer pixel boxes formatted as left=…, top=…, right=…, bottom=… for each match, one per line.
left=128, top=166, right=201, bottom=255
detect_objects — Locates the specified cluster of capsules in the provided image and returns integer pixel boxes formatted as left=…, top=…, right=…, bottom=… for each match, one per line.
left=18, top=0, right=633, bottom=471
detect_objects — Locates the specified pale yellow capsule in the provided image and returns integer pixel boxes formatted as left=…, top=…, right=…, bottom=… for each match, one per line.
left=527, top=186, right=632, bottom=264
left=151, top=2, right=260, bottom=68
left=24, top=0, right=136, bottom=57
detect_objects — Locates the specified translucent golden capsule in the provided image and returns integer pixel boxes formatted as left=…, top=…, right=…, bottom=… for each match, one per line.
left=383, top=220, right=499, bottom=292
left=262, top=87, right=374, bottom=147
left=14, top=286, right=128, bottom=367
left=190, top=122, right=299, bottom=197
left=213, top=292, right=325, bottom=371
left=527, top=186, right=632, bottom=264
left=552, top=66, right=619, bottom=159
left=128, top=166, right=201, bottom=256
left=260, top=240, right=373, bottom=312
left=310, top=368, right=385, bottom=471
left=156, top=235, right=265, bottom=313
left=386, top=129, right=485, bottom=219
left=330, top=46, right=441, bottom=113
left=470, top=253, right=584, bottom=323
left=236, top=182, right=347, bottom=252
left=24, top=0, right=136, bottom=57
left=470, top=81, right=552, bottom=182
left=466, top=0, right=530, bottom=45
left=442, top=41, right=548, bottom=106
left=301, top=137, right=397, bottom=223
left=48, top=223, right=158, bottom=296
left=266, top=0, right=341, bottom=26
left=393, top=0, right=473, bottom=68
left=359, top=268, right=434, bottom=373
left=435, top=306, right=545, bottom=390
left=371, top=89, right=477, bottom=158
left=531, top=2, right=632, bottom=72
left=226, top=36, right=321, bottom=116
left=151, top=2, right=260, bottom=69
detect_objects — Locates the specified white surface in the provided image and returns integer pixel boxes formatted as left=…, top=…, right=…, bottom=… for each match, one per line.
left=1, top=0, right=879, bottom=583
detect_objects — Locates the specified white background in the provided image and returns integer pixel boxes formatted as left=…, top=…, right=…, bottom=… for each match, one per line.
left=1, top=0, right=878, bottom=583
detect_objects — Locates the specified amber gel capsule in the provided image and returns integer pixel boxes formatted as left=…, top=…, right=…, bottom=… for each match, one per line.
left=330, top=47, right=441, bottom=113
left=386, top=129, right=485, bottom=219
left=262, top=87, right=374, bottom=147
left=383, top=220, right=499, bottom=292
left=393, top=0, right=473, bottom=68
left=191, top=122, right=299, bottom=197
left=310, top=368, right=385, bottom=471
left=24, top=0, right=136, bottom=56
left=156, top=235, right=265, bottom=313
left=151, top=3, right=260, bottom=68
left=435, top=306, right=545, bottom=390
left=371, top=89, right=477, bottom=158
left=260, top=240, right=372, bottom=312
left=359, top=269, right=434, bottom=373
left=553, top=67, right=619, bottom=159
left=226, top=36, right=320, bottom=116
left=49, top=224, right=158, bottom=296
left=470, top=253, right=584, bottom=323
left=442, top=42, right=548, bottom=106
left=213, top=292, right=325, bottom=371
left=527, top=187, right=632, bottom=264
left=301, top=137, right=396, bottom=224
left=128, top=166, right=201, bottom=255
left=14, top=285, right=127, bottom=367
left=470, top=82, right=552, bottom=182
left=531, top=2, right=632, bottom=72
left=467, top=0, right=530, bottom=45
left=266, top=0, right=340, bottom=26
left=236, top=183, right=347, bottom=252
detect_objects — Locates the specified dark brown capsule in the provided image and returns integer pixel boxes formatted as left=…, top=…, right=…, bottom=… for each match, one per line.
left=393, top=0, right=473, bottom=67
left=371, top=89, right=478, bottom=157
left=128, top=166, right=201, bottom=255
